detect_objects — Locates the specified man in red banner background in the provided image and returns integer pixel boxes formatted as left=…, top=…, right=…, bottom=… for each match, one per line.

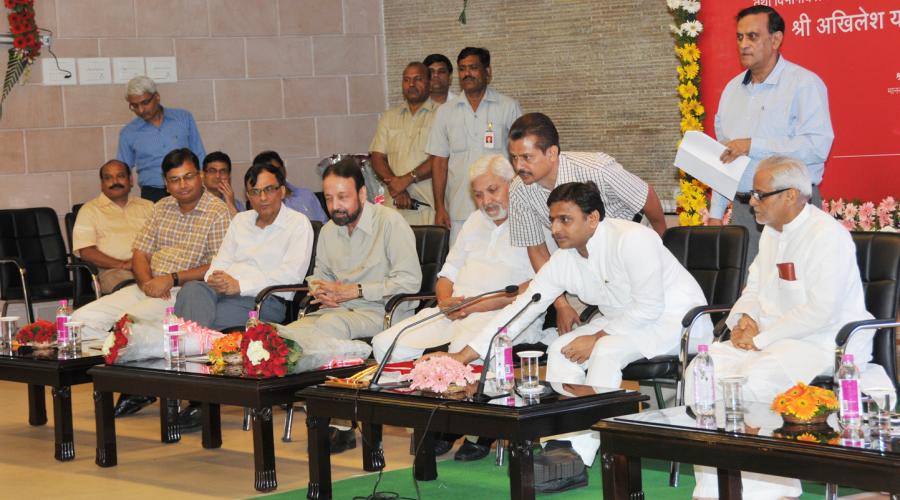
left=699, top=0, right=900, bottom=205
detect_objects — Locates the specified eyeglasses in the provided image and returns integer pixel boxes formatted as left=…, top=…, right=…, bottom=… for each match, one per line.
left=748, top=187, right=791, bottom=201
left=204, top=167, right=230, bottom=176
left=247, top=185, right=282, bottom=198
left=128, top=93, right=157, bottom=111
left=165, top=171, right=199, bottom=184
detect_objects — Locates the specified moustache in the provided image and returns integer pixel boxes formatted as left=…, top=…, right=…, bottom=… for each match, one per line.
left=109, top=184, right=126, bottom=189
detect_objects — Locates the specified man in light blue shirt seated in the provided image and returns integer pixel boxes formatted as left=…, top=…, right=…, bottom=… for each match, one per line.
left=709, top=5, right=833, bottom=260
left=117, top=76, right=206, bottom=202
left=253, top=150, right=328, bottom=223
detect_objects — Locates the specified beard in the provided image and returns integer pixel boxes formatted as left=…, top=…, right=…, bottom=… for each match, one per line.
left=481, top=203, right=508, bottom=222
left=331, top=205, right=362, bottom=226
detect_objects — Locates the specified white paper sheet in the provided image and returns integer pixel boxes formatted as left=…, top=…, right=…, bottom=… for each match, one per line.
left=674, top=131, right=751, bottom=201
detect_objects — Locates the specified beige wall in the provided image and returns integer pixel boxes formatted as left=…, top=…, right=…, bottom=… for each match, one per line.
left=0, top=0, right=387, bottom=218
left=383, top=0, right=682, bottom=204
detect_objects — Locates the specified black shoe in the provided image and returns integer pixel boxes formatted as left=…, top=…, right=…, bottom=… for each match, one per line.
left=454, top=439, right=491, bottom=461
left=533, top=440, right=587, bottom=491
left=114, top=394, right=157, bottom=417
left=329, top=428, right=356, bottom=454
left=409, top=435, right=454, bottom=456
left=177, top=405, right=202, bottom=433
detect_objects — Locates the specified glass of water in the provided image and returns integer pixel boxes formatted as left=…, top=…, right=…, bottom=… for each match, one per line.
left=64, top=321, right=83, bottom=355
left=0, top=316, right=18, bottom=348
left=516, top=350, right=543, bottom=395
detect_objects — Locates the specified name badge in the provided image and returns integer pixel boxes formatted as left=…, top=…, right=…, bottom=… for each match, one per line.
left=483, top=130, right=495, bottom=149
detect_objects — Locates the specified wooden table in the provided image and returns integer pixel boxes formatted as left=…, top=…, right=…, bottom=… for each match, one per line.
left=594, top=402, right=900, bottom=499
left=89, top=355, right=364, bottom=492
left=0, top=345, right=104, bottom=461
left=300, top=382, right=647, bottom=500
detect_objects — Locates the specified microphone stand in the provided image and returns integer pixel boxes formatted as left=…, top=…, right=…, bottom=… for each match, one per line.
left=473, top=293, right=542, bottom=401
left=368, top=285, right=519, bottom=390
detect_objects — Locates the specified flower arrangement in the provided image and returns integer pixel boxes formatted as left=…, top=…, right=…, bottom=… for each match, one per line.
left=208, top=332, right=243, bottom=366
left=771, top=382, right=839, bottom=423
left=822, top=197, right=898, bottom=232
left=669, top=0, right=711, bottom=226
left=14, top=319, right=55, bottom=346
left=101, top=314, right=132, bottom=364
left=772, top=424, right=839, bottom=445
left=240, top=323, right=302, bottom=377
left=2, top=0, right=42, bottom=118
left=407, top=356, right=478, bottom=394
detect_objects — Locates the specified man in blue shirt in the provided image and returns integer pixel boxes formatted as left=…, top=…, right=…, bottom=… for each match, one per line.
left=117, top=76, right=206, bottom=202
left=709, top=5, right=833, bottom=260
left=253, top=150, right=328, bottom=223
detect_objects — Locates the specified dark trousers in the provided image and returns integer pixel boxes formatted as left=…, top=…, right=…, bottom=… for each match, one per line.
left=140, top=185, right=169, bottom=202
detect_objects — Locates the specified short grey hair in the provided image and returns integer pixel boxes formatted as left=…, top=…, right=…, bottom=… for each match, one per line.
left=758, top=155, right=812, bottom=199
left=125, top=76, right=157, bottom=98
left=468, top=154, right=515, bottom=182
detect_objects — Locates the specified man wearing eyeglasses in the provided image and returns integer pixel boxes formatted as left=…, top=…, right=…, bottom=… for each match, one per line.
left=202, top=151, right=244, bottom=218
left=117, top=76, right=206, bottom=202
left=708, top=6, right=833, bottom=261
left=686, top=156, right=879, bottom=500
left=175, top=162, right=313, bottom=331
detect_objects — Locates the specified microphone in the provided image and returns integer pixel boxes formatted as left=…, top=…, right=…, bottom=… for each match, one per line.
left=369, top=284, right=519, bottom=390
left=474, top=293, right=542, bottom=401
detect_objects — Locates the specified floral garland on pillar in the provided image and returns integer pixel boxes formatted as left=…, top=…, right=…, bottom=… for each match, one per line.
left=669, top=0, right=711, bottom=226
left=1, top=0, right=42, bottom=119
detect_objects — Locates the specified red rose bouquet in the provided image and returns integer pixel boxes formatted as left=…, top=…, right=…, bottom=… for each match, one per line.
left=241, top=323, right=302, bottom=377
left=14, top=319, right=56, bottom=345
left=102, top=314, right=133, bottom=364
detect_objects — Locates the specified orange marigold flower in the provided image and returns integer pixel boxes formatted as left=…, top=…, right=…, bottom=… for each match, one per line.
left=796, top=433, right=818, bottom=443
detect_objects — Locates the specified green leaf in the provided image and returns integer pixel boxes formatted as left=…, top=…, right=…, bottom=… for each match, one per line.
left=1, top=49, right=30, bottom=120
left=458, top=0, right=468, bottom=24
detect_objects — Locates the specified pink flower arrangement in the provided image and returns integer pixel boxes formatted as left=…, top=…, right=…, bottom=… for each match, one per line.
left=823, top=197, right=898, bottom=232
left=407, top=356, right=478, bottom=393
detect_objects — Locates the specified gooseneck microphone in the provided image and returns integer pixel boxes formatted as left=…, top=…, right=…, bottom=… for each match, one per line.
left=368, top=284, right=519, bottom=390
left=474, top=293, right=542, bottom=400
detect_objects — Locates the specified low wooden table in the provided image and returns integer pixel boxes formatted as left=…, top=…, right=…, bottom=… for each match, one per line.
left=88, top=355, right=364, bottom=492
left=594, top=402, right=900, bottom=499
left=300, top=382, right=647, bottom=500
left=0, top=344, right=104, bottom=461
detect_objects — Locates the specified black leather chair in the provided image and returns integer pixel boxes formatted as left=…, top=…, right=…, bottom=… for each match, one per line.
left=0, top=207, right=98, bottom=323
left=252, top=220, right=323, bottom=324
left=580, top=225, right=749, bottom=408
left=64, top=203, right=107, bottom=306
left=382, top=225, right=451, bottom=328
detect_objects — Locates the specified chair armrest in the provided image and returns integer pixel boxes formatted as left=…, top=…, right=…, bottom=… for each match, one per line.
left=66, top=257, right=101, bottom=300
left=0, top=256, right=26, bottom=271
left=674, top=304, right=734, bottom=406
left=0, top=257, right=33, bottom=322
left=833, top=318, right=900, bottom=375
left=254, top=283, right=308, bottom=309
left=383, top=293, right=436, bottom=329
left=680, top=304, right=733, bottom=328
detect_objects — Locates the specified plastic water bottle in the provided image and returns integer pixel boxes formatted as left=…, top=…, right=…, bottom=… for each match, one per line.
left=162, top=306, right=177, bottom=353
left=491, top=328, right=514, bottom=391
left=55, top=299, right=72, bottom=348
left=692, top=344, right=716, bottom=417
left=840, top=424, right=865, bottom=448
left=246, top=310, right=260, bottom=329
left=837, top=354, right=863, bottom=426
left=164, top=324, right=184, bottom=364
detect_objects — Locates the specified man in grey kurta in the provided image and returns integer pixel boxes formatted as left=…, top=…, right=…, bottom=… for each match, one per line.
left=278, top=158, right=422, bottom=343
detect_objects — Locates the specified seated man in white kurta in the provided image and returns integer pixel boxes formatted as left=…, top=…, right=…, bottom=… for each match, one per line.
left=436, top=181, right=711, bottom=492
left=686, top=156, right=882, bottom=500
left=372, top=154, right=547, bottom=364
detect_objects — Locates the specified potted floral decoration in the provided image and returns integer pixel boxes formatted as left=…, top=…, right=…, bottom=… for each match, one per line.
left=771, top=382, right=839, bottom=424
left=208, top=332, right=243, bottom=366
left=241, top=323, right=302, bottom=377
left=14, top=319, right=56, bottom=348
left=407, top=356, right=478, bottom=395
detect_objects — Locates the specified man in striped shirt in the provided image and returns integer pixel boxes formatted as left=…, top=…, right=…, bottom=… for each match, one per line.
left=507, top=112, right=667, bottom=333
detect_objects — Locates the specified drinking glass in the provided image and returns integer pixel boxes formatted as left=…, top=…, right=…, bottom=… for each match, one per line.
left=719, top=376, right=746, bottom=418
left=516, top=350, right=542, bottom=394
left=0, top=316, right=18, bottom=347
left=64, top=321, right=83, bottom=355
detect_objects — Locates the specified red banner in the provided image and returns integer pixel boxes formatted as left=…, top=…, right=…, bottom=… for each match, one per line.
left=699, top=0, right=900, bottom=201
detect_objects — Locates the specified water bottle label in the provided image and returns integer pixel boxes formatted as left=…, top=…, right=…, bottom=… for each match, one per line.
left=56, top=315, right=69, bottom=340
left=501, top=346, right=513, bottom=380
left=840, top=438, right=864, bottom=448
left=170, top=335, right=179, bottom=354
left=839, top=379, right=861, bottom=419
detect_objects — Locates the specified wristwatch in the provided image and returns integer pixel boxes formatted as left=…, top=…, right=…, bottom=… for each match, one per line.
left=357, top=284, right=363, bottom=299
left=409, top=170, right=419, bottom=183
left=171, top=272, right=180, bottom=286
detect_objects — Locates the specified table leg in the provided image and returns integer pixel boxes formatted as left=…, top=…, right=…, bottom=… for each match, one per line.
left=307, top=414, right=332, bottom=499
left=51, top=386, right=75, bottom=461
left=93, top=390, right=117, bottom=467
left=601, top=451, right=644, bottom=500
left=717, top=468, right=742, bottom=500
left=28, top=384, right=47, bottom=426
left=201, top=402, right=222, bottom=449
left=251, top=407, right=277, bottom=492
left=508, top=440, right=536, bottom=500
left=411, top=428, right=438, bottom=481
left=160, top=398, right=181, bottom=443
left=361, top=422, right=384, bottom=471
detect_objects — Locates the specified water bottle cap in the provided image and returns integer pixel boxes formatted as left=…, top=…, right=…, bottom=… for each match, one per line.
left=842, top=354, right=854, bottom=363
left=166, top=306, right=175, bottom=314
left=698, top=344, right=708, bottom=353
left=59, top=299, right=68, bottom=306
left=248, top=311, right=259, bottom=319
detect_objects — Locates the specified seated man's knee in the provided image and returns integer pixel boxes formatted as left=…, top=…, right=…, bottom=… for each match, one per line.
left=311, top=313, right=353, bottom=340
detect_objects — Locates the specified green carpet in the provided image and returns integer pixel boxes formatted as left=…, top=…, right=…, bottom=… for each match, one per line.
left=259, top=455, right=855, bottom=499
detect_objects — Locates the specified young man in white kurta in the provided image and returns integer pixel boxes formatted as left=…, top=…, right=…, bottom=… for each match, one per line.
left=686, top=156, right=878, bottom=500
left=372, top=155, right=547, bottom=363
left=443, top=182, right=711, bottom=467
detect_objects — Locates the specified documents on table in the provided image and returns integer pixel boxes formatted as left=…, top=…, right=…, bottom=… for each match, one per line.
left=674, top=131, right=750, bottom=201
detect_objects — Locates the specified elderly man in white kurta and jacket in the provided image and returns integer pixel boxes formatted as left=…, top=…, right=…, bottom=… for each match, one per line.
left=686, top=156, right=887, bottom=500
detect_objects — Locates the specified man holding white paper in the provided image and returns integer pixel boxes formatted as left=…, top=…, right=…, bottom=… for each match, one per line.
left=709, top=5, right=833, bottom=260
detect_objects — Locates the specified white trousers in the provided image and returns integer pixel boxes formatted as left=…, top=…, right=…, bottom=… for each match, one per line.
left=372, top=307, right=492, bottom=363
left=278, top=307, right=385, bottom=342
left=72, top=284, right=178, bottom=340
left=685, top=340, right=831, bottom=499
left=544, top=323, right=650, bottom=466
